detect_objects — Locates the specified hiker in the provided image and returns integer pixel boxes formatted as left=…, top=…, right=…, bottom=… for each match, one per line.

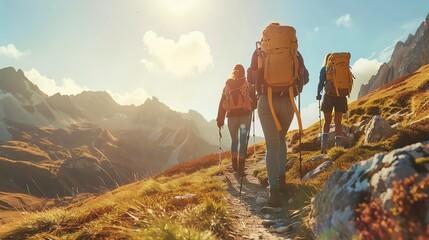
left=317, top=52, right=353, bottom=153
left=216, top=64, right=254, bottom=176
left=248, top=22, right=309, bottom=207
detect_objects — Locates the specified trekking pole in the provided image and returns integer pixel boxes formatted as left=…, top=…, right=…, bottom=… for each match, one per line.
left=346, top=112, right=351, bottom=148
left=298, top=92, right=303, bottom=180
left=253, top=109, right=256, bottom=166
left=218, top=127, right=223, bottom=174
left=318, top=98, right=322, bottom=154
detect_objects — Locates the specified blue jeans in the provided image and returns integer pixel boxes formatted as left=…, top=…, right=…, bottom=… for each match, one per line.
left=258, top=94, right=294, bottom=189
left=227, top=114, right=251, bottom=159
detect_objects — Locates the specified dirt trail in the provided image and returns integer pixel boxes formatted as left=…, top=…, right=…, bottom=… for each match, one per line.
left=222, top=153, right=298, bottom=240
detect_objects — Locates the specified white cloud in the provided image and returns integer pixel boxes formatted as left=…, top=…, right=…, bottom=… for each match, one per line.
left=107, top=88, right=150, bottom=106
left=314, top=26, right=320, bottom=32
left=141, top=30, right=214, bottom=76
left=0, top=44, right=26, bottom=59
left=377, top=42, right=396, bottom=63
left=140, top=58, right=158, bottom=70
left=349, top=58, right=383, bottom=100
left=24, top=68, right=89, bottom=96
left=25, top=68, right=150, bottom=107
left=336, top=14, right=352, bottom=27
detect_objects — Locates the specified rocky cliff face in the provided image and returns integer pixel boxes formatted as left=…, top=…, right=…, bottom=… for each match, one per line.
left=358, top=13, right=429, bottom=98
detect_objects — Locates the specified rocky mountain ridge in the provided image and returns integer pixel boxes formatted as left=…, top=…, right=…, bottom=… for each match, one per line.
left=0, top=66, right=227, bottom=197
left=358, top=12, right=429, bottom=98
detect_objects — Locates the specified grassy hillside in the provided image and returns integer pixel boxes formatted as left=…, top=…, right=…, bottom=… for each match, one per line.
left=0, top=65, right=428, bottom=239
left=285, top=64, right=429, bottom=188
left=0, top=152, right=234, bottom=239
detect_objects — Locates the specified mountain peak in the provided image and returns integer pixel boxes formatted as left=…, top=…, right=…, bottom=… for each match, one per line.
left=0, top=67, right=48, bottom=103
left=358, top=12, right=429, bottom=98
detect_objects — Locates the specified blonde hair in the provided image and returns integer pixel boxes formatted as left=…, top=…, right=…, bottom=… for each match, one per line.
left=229, top=64, right=245, bottom=80
left=324, top=53, right=331, bottom=66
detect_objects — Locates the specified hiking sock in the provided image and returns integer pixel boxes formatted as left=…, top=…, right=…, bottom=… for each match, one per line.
left=232, top=157, right=238, bottom=172
left=321, top=133, right=328, bottom=154
left=268, top=188, right=281, bottom=207
left=335, top=136, right=343, bottom=147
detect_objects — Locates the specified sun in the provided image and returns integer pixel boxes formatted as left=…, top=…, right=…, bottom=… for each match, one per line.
left=162, top=0, right=198, bottom=15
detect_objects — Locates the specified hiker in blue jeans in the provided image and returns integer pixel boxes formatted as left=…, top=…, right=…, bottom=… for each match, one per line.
left=216, top=64, right=253, bottom=176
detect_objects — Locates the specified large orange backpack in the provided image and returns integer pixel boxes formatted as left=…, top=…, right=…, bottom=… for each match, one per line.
left=257, top=24, right=303, bottom=133
left=325, top=52, right=354, bottom=97
left=222, top=80, right=252, bottom=112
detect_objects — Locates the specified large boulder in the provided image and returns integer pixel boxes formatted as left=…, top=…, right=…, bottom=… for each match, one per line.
left=302, top=160, right=333, bottom=182
left=364, top=115, right=395, bottom=144
left=309, top=141, right=429, bottom=239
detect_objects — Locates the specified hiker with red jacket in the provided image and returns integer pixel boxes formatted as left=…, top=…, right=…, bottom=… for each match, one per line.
left=248, top=22, right=309, bottom=207
left=216, top=64, right=254, bottom=176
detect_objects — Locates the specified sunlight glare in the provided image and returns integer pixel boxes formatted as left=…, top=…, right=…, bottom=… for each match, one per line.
left=163, top=0, right=198, bottom=15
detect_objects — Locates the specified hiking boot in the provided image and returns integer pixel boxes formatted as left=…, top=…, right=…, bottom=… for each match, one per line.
left=279, top=174, right=287, bottom=193
left=321, top=133, right=328, bottom=154
left=238, top=158, right=245, bottom=177
left=232, top=157, right=238, bottom=172
left=335, top=136, right=343, bottom=147
left=268, top=189, right=281, bottom=207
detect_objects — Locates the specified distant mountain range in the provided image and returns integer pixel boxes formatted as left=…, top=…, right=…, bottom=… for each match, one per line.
left=358, top=13, right=429, bottom=98
left=0, top=67, right=232, bottom=196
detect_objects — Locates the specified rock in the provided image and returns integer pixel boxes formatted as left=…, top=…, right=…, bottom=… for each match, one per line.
left=255, top=196, right=267, bottom=205
left=174, top=193, right=196, bottom=200
left=309, top=141, right=429, bottom=239
left=261, top=206, right=282, bottom=214
left=364, top=115, right=395, bottom=143
left=316, top=124, right=354, bottom=148
left=307, top=154, right=331, bottom=163
left=286, top=156, right=298, bottom=170
left=302, top=161, right=333, bottom=182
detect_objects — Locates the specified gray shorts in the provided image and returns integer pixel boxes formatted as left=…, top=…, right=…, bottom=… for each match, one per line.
left=321, top=95, right=348, bottom=113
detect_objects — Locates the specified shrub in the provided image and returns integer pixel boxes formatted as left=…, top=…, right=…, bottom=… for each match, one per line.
left=366, top=105, right=381, bottom=116
left=393, top=118, right=429, bottom=148
left=301, top=136, right=320, bottom=151
left=355, top=174, right=429, bottom=240
left=350, top=107, right=365, bottom=117
left=394, top=91, right=414, bottom=108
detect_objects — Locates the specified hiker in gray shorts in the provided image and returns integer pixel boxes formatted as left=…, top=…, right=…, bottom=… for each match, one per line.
left=317, top=53, right=349, bottom=153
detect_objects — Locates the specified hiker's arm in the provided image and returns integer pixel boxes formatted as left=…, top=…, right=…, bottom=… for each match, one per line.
left=297, top=51, right=309, bottom=85
left=250, top=49, right=259, bottom=72
left=317, top=67, right=325, bottom=97
left=216, top=93, right=226, bottom=128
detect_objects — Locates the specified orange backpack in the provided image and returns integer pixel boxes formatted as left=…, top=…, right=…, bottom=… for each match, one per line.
left=325, top=52, right=354, bottom=97
left=222, top=80, right=252, bottom=112
left=257, top=24, right=304, bottom=133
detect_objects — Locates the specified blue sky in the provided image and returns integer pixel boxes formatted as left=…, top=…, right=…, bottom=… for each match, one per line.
left=0, top=1, right=428, bottom=135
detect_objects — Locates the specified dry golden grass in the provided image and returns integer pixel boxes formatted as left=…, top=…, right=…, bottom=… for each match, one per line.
left=0, top=155, right=232, bottom=239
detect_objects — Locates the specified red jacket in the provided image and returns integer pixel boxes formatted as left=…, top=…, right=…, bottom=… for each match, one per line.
left=216, top=78, right=253, bottom=126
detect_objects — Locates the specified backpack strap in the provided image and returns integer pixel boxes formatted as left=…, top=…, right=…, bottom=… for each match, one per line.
left=289, top=86, right=303, bottom=135
left=267, top=87, right=282, bottom=131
